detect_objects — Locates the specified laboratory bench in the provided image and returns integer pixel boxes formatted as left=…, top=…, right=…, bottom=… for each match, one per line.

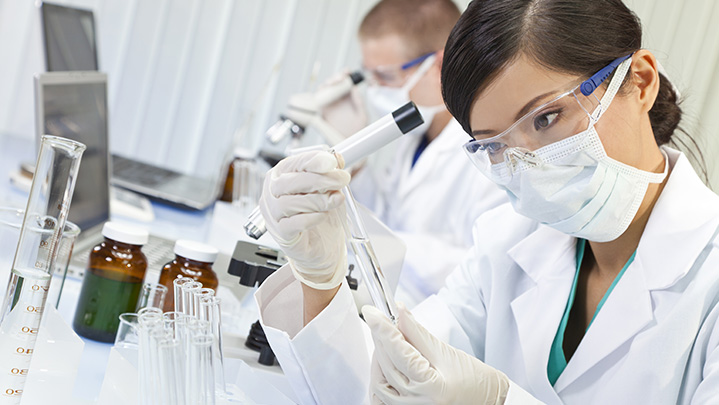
left=0, top=132, right=297, bottom=404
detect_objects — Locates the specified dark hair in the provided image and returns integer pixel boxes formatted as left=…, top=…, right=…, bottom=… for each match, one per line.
left=441, top=0, right=682, bottom=147
left=359, top=0, right=461, bottom=58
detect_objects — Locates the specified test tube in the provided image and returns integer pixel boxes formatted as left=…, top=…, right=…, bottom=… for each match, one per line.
left=186, top=320, right=213, bottom=404
left=173, top=277, right=193, bottom=314
left=163, top=312, right=188, bottom=405
left=181, top=281, right=203, bottom=317
left=193, top=288, right=215, bottom=319
left=200, top=296, right=225, bottom=396
left=340, top=185, right=398, bottom=324
left=157, top=337, right=181, bottom=405
left=188, top=334, right=215, bottom=405
left=138, top=309, right=163, bottom=405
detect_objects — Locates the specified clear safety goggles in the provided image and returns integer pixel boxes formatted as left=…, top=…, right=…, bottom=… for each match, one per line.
left=463, top=54, right=633, bottom=175
left=362, top=51, right=436, bottom=87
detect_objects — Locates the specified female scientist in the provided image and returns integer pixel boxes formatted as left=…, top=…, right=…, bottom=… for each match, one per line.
left=254, top=0, right=719, bottom=403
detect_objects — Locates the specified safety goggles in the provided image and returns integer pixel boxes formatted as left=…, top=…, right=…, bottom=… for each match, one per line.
left=463, top=54, right=633, bottom=173
left=362, top=51, right=436, bottom=87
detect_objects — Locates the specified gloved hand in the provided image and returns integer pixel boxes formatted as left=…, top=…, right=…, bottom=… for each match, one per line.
left=321, top=69, right=369, bottom=139
left=364, top=303, right=510, bottom=405
left=259, top=149, right=351, bottom=290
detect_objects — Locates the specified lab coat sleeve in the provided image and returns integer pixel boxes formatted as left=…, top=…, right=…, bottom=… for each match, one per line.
left=255, top=264, right=373, bottom=405
left=396, top=230, right=472, bottom=302
left=412, top=249, right=546, bottom=404
left=691, top=304, right=719, bottom=404
left=411, top=247, right=486, bottom=356
left=410, top=239, right=495, bottom=360
left=506, top=381, right=546, bottom=404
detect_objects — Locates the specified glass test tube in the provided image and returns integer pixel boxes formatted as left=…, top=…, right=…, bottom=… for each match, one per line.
left=188, top=334, right=215, bottom=405
left=200, top=296, right=225, bottom=396
left=173, top=277, right=193, bottom=314
left=185, top=320, right=213, bottom=405
left=163, top=312, right=187, bottom=405
left=340, top=185, right=398, bottom=324
left=193, top=288, right=214, bottom=319
left=157, top=336, right=180, bottom=405
left=181, top=281, right=202, bottom=317
left=138, top=310, right=163, bottom=405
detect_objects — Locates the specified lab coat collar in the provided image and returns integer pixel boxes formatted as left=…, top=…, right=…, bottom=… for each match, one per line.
left=634, top=147, right=719, bottom=291
left=508, top=226, right=576, bottom=401
left=507, top=225, right=575, bottom=283
left=552, top=258, right=654, bottom=392
left=397, top=119, right=468, bottom=196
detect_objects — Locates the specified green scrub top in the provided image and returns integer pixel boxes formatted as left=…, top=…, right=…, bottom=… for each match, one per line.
left=546, top=239, right=637, bottom=385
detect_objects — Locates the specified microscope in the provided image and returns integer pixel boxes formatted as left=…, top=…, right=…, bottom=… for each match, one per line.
left=258, top=71, right=365, bottom=167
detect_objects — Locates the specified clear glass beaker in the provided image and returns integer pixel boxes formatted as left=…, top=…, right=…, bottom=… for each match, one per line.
left=0, top=135, right=84, bottom=404
left=135, top=283, right=168, bottom=312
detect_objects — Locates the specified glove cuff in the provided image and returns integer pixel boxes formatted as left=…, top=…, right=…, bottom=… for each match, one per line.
left=289, top=256, right=348, bottom=290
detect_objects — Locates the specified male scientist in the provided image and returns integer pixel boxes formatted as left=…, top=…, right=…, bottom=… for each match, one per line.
left=323, top=0, right=507, bottom=306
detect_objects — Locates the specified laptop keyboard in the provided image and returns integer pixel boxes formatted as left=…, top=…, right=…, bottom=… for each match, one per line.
left=66, top=233, right=177, bottom=278
left=113, top=155, right=181, bottom=186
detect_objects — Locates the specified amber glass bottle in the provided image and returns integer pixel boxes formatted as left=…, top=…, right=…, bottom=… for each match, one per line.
left=73, top=222, right=149, bottom=343
left=220, top=158, right=236, bottom=202
left=220, top=147, right=262, bottom=202
left=157, top=240, right=219, bottom=312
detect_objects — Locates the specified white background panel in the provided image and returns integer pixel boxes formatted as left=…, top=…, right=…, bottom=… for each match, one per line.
left=0, top=0, right=717, bottom=187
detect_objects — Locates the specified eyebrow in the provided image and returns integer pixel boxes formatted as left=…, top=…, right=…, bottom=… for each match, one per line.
left=471, top=89, right=561, bottom=138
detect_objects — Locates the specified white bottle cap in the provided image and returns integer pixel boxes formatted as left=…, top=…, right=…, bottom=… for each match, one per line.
left=174, top=240, right=218, bottom=263
left=102, top=222, right=149, bottom=245
left=233, top=147, right=256, bottom=160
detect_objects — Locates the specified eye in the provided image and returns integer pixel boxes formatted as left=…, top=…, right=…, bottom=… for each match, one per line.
left=533, top=111, right=560, bottom=131
left=477, top=142, right=506, bottom=156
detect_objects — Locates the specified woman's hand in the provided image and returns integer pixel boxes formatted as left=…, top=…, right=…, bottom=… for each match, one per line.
left=259, top=149, right=350, bottom=291
left=364, top=303, right=510, bottom=405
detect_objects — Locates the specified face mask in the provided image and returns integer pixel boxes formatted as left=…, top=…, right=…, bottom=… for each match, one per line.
left=490, top=58, right=668, bottom=242
left=366, top=55, right=445, bottom=135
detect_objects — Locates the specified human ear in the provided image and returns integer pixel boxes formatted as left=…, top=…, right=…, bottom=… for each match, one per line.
left=630, top=50, right=660, bottom=113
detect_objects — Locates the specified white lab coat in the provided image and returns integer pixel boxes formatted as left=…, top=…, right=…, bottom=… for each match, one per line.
left=350, top=119, right=507, bottom=305
left=256, top=147, right=719, bottom=404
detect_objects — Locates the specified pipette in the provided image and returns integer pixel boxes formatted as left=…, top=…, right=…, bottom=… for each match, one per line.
left=244, top=101, right=423, bottom=239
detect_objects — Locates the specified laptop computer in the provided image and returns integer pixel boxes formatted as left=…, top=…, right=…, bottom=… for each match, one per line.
left=40, top=1, right=226, bottom=210
left=33, top=71, right=176, bottom=278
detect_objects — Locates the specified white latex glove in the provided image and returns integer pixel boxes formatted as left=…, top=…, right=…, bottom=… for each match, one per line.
left=364, top=303, right=510, bottom=405
left=321, top=69, right=369, bottom=139
left=259, top=149, right=351, bottom=290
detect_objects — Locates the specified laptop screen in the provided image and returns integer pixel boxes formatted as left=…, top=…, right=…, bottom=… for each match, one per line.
left=41, top=2, right=98, bottom=72
left=35, top=73, right=110, bottom=232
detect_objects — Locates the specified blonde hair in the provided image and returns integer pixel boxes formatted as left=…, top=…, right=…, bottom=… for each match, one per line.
left=359, top=0, right=461, bottom=58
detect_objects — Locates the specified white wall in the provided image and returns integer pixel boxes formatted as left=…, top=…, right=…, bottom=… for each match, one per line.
left=626, top=0, right=719, bottom=190
left=0, top=0, right=717, bottom=188
left=0, top=0, right=380, bottom=177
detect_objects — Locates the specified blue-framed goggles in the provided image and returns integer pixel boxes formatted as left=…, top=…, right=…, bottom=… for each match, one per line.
left=462, top=54, right=633, bottom=170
